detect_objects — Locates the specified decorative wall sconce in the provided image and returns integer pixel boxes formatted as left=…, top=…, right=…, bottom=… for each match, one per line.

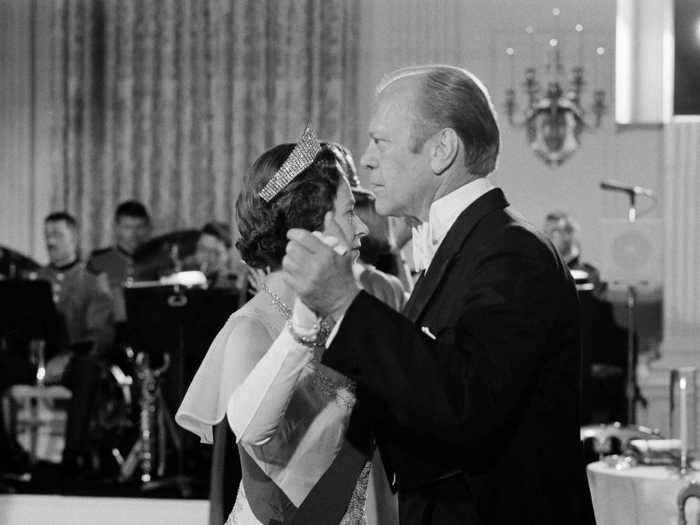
left=505, top=9, right=607, bottom=166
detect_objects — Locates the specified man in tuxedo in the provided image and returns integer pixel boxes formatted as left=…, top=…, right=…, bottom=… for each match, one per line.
left=283, top=66, right=595, bottom=524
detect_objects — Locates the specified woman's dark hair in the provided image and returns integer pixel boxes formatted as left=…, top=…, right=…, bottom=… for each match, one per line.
left=235, top=143, right=343, bottom=270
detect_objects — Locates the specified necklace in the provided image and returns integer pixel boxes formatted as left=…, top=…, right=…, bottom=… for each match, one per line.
left=260, top=284, right=356, bottom=409
left=262, top=283, right=292, bottom=319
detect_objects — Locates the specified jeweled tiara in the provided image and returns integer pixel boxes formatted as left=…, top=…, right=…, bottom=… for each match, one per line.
left=258, top=126, right=322, bottom=203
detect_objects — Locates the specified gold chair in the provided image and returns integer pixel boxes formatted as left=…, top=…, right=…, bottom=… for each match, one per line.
left=3, top=384, right=72, bottom=463
left=678, top=481, right=700, bottom=525
left=580, top=422, right=662, bottom=459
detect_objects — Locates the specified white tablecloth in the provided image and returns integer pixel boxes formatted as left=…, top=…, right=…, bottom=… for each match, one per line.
left=587, top=461, right=700, bottom=525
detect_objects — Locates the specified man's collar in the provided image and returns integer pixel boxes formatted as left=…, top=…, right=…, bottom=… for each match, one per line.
left=410, top=177, right=497, bottom=273
left=49, top=258, right=80, bottom=272
left=116, top=244, right=134, bottom=259
left=428, top=177, right=496, bottom=246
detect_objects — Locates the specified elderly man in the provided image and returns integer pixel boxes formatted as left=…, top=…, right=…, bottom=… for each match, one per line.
left=283, top=66, right=595, bottom=525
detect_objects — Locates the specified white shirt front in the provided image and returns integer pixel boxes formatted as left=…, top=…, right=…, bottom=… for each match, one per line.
left=411, top=177, right=497, bottom=273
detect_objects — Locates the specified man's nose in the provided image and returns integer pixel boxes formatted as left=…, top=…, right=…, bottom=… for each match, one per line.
left=360, top=145, right=376, bottom=170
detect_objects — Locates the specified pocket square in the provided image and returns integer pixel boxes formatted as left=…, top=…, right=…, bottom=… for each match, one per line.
left=421, top=326, right=437, bottom=340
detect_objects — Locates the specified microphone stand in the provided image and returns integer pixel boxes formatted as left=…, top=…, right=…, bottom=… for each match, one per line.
left=620, top=191, right=643, bottom=423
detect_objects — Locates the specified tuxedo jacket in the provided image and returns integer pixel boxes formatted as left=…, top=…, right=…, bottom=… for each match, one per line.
left=323, top=189, right=595, bottom=525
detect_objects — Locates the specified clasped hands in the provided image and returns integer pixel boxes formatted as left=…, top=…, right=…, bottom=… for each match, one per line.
left=283, top=212, right=360, bottom=321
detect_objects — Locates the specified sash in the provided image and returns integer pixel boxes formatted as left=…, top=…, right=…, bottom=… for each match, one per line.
left=242, top=405, right=373, bottom=525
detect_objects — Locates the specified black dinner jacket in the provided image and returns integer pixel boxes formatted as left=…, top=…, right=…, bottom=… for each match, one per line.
left=322, top=188, right=596, bottom=525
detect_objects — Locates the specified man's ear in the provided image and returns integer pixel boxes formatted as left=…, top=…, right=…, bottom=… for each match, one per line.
left=429, top=128, right=459, bottom=175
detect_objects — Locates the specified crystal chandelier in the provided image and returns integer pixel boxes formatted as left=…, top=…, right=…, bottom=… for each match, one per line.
left=504, top=9, right=607, bottom=166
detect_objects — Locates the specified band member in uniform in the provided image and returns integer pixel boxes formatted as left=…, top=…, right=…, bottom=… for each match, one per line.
left=40, top=212, right=115, bottom=475
left=88, top=200, right=151, bottom=329
left=183, top=221, right=238, bottom=289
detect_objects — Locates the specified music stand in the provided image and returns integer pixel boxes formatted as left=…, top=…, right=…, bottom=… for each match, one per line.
left=0, top=279, right=59, bottom=356
left=123, top=283, right=240, bottom=495
left=0, top=279, right=59, bottom=487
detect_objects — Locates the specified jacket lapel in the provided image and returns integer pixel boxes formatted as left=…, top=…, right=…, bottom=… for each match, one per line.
left=402, top=188, right=509, bottom=322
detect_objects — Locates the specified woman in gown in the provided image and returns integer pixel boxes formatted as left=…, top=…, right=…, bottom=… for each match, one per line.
left=176, top=128, right=397, bottom=525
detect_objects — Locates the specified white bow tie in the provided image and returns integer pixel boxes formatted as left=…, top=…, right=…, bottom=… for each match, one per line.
left=411, top=223, right=434, bottom=273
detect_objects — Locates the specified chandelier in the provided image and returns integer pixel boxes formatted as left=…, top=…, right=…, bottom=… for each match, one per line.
left=504, top=9, right=607, bottom=166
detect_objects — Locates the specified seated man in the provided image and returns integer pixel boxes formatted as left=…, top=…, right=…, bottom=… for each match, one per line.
left=39, top=212, right=115, bottom=474
left=183, top=221, right=238, bottom=289
left=543, top=210, right=627, bottom=422
left=88, top=200, right=151, bottom=333
left=543, top=210, right=602, bottom=293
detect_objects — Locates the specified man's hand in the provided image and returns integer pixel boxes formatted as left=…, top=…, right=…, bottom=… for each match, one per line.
left=283, top=212, right=360, bottom=319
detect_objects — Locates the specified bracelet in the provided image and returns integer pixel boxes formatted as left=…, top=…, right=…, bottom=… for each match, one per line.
left=287, top=320, right=320, bottom=348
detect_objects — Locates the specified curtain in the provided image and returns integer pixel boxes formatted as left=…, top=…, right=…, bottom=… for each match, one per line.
left=50, top=0, right=360, bottom=255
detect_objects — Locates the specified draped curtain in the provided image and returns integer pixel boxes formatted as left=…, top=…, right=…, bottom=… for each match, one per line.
left=50, top=0, right=360, bottom=254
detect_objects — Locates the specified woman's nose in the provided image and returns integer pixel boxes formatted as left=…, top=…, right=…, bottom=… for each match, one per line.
left=356, top=216, right=369, bottom=238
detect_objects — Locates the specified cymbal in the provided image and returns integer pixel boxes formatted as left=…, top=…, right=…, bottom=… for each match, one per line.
left=0, top=245, right=41, bottom=277
left=132, top=229, right=200, bottom=280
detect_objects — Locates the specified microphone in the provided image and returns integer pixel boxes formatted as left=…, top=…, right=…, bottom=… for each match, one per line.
left=600, top=180, right=654, bottom=197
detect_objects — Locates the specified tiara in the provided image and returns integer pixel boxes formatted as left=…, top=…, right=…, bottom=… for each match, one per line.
left=258, top=126, right=322, bottom=203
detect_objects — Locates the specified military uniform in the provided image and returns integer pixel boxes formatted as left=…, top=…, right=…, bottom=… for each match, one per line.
left=37, top=260, right=115, bottom=352
left=37, top=260, right=115, bottom=466
left=87, top=246, right=135, bottom=323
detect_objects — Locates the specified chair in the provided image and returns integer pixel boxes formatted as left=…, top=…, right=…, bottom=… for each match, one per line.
left=580, top=422, right=662, bottom=459
left=678, top=481, right=700, bottom=525
left=3, top=384, right=72, bottom=463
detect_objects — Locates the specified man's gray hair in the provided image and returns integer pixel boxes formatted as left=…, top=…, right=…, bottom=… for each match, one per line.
left=377, top=65, right=500, bottom=176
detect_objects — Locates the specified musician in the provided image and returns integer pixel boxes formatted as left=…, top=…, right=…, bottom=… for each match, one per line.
left=39, top=212, right=115, bottom=475
left=88, top=200, right=151, bottom=326
left=543, top=210, right=627, bottom=422
left=183, top=222, right=238, bottom=289
left=543, top=210, right=602, bottom=294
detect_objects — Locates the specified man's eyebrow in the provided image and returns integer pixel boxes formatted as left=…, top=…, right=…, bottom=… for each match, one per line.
left=369, top=130, right=391, bottom=142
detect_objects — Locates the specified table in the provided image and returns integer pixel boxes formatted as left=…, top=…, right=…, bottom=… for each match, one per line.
left=587, top=461, right=700, bottom=525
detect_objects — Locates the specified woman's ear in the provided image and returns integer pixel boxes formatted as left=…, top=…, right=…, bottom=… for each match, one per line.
left=429, top=128, right=459, bottom=175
